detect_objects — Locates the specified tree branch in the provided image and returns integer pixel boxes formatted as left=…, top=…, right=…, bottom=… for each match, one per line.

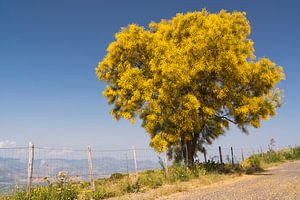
left=214, top=115, right=237, bottom=124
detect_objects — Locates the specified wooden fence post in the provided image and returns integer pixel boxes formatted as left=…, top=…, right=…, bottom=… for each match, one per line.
left=218, top=146, right=223, bottom=164
left=230, top=147, right=234, bottom=166
left=260, top=146, right=263, bottom=158
left=27, top=142, right=34, bottom=194
left=241, top=147, right=244, bottom=162
left=87, top=146, right=95, bottom=191
left=132, top=146, right=138, bottom=179
left=125, top=153, right=129, bottom=175
left=203, top=148, right=207, bottom=163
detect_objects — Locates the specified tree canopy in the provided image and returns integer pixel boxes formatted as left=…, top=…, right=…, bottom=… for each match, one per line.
left=96, top=10, right=285, bottom=164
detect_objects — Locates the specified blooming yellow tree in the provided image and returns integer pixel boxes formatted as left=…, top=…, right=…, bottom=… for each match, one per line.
left=96, top=10, right=284, bottom=165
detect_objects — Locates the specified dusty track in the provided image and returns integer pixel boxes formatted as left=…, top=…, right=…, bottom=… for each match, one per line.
left=160, top=160, right=300, bottom=200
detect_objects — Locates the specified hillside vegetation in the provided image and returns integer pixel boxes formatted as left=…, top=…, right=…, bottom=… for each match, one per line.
left=1, top=146, right=299, bottom=200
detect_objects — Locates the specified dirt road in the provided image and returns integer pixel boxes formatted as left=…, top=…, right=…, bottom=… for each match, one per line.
left=159, top=160, right=300, bottom=200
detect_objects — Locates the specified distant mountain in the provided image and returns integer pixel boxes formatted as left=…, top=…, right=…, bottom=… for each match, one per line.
left=0, top=156, right=161, bottom=193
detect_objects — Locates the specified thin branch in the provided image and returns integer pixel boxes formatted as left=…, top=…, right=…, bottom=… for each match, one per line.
left=215, top=115, right=237, bottom=124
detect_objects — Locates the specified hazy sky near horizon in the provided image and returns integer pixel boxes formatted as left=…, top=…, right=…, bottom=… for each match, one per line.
left=0, top=0, right=299, bottom=150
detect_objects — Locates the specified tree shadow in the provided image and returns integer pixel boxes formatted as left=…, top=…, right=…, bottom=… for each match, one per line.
left=252, top=172, right=273, bottom=176
left=250, top=169, right=273, bottom=176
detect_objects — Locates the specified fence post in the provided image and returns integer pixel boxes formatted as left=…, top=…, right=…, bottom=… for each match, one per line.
left=87, top=146, right=95, bottom=191
left=260, top=146, right=263, bottom=158
left=203, top=148, right=207, bottom=163
left=27, top=142, right=34, bottom=194
left=230, top=147, right=234, bottom=166
left=241, top=147, right=244, bottom=162
left=132, top=146, right=138, bottom=179
left=218, top=146, right=223, bottom=164
left=252, top=147, right=255, bottom=155
left=125, top=153, right=129, bottom=175
left=163, top=147, right=168, bottom=176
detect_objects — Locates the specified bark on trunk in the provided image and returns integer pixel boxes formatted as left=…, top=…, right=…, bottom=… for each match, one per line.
left=186, top=132, right=200, bottom=166
left=186, top=141, right=194, bottom=166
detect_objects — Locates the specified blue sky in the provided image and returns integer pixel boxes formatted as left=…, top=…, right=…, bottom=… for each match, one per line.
left=0, top=0, right=299, bottom=150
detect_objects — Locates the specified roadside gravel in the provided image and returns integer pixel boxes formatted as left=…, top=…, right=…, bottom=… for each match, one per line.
left=160, top=160, right=300, bottom=200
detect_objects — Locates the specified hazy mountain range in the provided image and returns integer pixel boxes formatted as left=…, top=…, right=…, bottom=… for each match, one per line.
left=0, top=156, right=161, bottom=193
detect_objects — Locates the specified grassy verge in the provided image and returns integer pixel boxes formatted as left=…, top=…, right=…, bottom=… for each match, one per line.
left=1, top=146, right=299, bottom=200
left=241, top=146, right=300, bottom=174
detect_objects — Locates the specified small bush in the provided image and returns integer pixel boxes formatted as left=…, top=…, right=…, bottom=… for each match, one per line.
left=189, top=165, right=207, bottom=177
left=139, top=170, right=164, bottom=189
left=109, top=172, right=126, bottom=180
left=195, top=160, right=237, bottom=174
left=10, top=182, right=78, bottom=200
left=124, top=181, right=140, bottom=193
left=10, top=190, right=27, bottom=200
left=8, top=172, right=78, bottom=200
left=242, top=154, right=262, bottom=174
left=280, top=147, right=300, bottom=160
left=87, top=187, right=115, bottom=200
left=168, top=166, right=190, bottom=182
left=263, top=151, right=283, bottom=163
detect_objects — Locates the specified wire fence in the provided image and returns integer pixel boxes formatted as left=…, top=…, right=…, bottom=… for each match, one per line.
left=0, top=143, right=298, bottom=194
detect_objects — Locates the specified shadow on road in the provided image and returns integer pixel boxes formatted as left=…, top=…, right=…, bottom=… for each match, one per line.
left=252, top=172, right=273, bottom=176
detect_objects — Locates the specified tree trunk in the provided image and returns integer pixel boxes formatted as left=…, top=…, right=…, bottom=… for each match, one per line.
left=186, top=141, right=194, bottom=166
left=177, top=132, right=202, bottom=166
left=186, top=132, right=200, bottom=166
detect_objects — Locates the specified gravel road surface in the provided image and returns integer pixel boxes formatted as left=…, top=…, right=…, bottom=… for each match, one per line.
left=159, top=160, right=300, bottom=200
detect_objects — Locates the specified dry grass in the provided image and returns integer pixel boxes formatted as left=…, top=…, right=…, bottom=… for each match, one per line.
left=108, top=173, right=242, bottom=200
left=3, top=146, right=299, bottom=200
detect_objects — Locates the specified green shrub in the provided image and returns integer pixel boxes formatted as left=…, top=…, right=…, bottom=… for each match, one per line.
left=242, top=154, right=262, bottom=174
left=10, top=182, right=78, bottom=200
left=87, top=187, right=115, bottom=200
left=109, top=172, right=126, bottom=180
left=280, top=147, right=300, bottom=160
left=195, top=160, right=237, bottom=174
left=189, top=165, right=207, bottom=177
left=263, top=151, right=283, bottom=163
left=9, top=173, right=78, bottom=200
left=167, top=165, right=192, bottom=182
left=10, top=190, right=27, bottom=200
left=139, top=170, right=164, bottom=189
left=124, top=181, right=140, bottom=193
left=241, top=146, right=300, bottom=174
left=248, top=155, right=261, bottom=167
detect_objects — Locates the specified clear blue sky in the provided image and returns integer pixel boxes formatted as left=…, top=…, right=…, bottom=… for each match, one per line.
left=0, top=0, right=299, bottom=150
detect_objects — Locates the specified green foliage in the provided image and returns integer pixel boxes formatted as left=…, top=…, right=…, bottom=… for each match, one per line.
left=263, top=150, right=283, bottom=163
left=124, top=181, right=140, bottom=193
left=138, top=170, right=164, bottom=189
left=109, top=172, right=127, bottom=180
left=85, top=187, right=115, bottom=200
left=242, top=154, right=262, bottom=174
left=10, top=182, right=78, bottom=200
left=168, top=165, right=191, bottom=182
left=9, top=190, right=26, bottom=200
left=197, top=161, right=226, bottom=173
left=281, top=147, right=300, bottom=160
left=7, top=172, right=78, bottom=200
left=3, top=147, right=299, bottom=200
left=242, top=146, right=300, bottom=174
left=263, top=146, right=300, bottom=163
